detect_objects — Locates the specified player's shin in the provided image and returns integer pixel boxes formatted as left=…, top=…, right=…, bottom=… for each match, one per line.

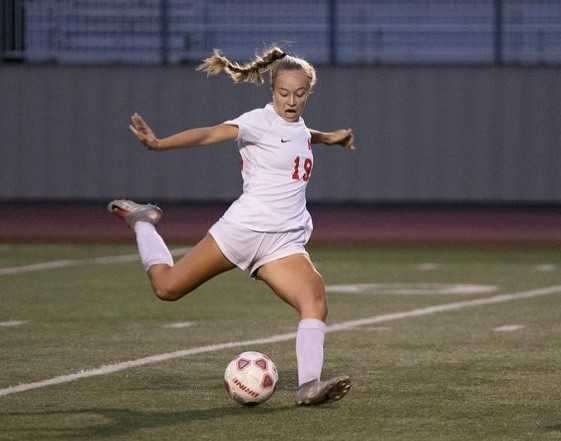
left=134, top=221, right=174, bottom=271
left=295, top=318, right=326, bottom=386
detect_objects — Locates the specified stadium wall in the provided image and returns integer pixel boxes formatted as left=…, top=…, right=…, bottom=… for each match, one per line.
left=1, top=65, right=560, bottom=202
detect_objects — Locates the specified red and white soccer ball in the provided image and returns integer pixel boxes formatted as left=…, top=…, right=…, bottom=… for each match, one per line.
left=224, top=351, right=279, bottom=406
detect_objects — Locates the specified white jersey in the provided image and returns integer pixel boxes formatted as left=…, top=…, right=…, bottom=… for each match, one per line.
left=222, top=103, right=313, bottom=232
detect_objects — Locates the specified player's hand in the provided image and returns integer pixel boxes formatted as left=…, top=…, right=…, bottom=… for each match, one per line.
left=326, top=128, right=355, bottom=150
left=129, top=113, right=160, bottom=149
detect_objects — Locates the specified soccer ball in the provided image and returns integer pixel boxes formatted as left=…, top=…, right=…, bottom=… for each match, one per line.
left=224, top=351, right=279, bottom=406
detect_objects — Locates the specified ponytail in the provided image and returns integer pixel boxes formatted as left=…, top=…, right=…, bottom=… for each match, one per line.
left=197, top=47, right=286, bottom=85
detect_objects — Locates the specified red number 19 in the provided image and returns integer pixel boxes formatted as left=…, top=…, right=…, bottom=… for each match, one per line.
left=292, top=156, right=313, bottom=181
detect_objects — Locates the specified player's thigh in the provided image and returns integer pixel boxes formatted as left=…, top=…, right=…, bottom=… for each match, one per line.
left=256, top=254, right=326, bottom=314
left=150, top=233, right=235, bottom=298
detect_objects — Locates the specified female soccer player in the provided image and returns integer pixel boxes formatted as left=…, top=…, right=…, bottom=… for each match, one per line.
left=108, top=47, right=355, bottom=406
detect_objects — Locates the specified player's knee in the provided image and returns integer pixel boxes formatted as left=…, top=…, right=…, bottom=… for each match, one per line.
left=317, top=294, right=328, bottom=321
left=321, top=302, right=328, bottom=321
left=153, top=285, right=182, bottom=302
left=313, top=276, right=328, bottom=319
left=301, top=284, right=328, bottom=320
left=148, top=266, right=189, bottom=301
left=149, top=278, right=182, bottom=302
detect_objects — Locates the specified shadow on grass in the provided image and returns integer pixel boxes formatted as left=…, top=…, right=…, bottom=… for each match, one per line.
left=545, top=424, right=561, bottom=432
left=2, top=405, right=294, bottom=439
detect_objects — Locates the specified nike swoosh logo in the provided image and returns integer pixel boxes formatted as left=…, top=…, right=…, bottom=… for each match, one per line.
left=281, top=139, right=290, bottom=143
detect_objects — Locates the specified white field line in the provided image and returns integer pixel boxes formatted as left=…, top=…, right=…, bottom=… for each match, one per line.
left=494, top=324, right=526, bottom=332
left=1, top=284, right=561, bottom=398
left=0, top=320, right=27, bottom=327
left=0, top=248, right=191, bottom=276
left=163, top=322, right=195, bottom=329
left=535, top=264, right=557, bottom=273
left=415, top=263, right=439, bottom=271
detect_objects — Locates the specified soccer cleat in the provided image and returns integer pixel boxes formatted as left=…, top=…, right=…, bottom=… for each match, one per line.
left=107, top=199, right=163, bottom=227
left=295, top=375, right=352, bottom=406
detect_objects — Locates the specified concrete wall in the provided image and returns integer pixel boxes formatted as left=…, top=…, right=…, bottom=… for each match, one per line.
left=1, top=65, right=560, bottom=202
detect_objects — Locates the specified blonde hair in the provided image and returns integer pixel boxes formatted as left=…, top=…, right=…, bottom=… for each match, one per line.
left=197, top=46, right=317, bottom=90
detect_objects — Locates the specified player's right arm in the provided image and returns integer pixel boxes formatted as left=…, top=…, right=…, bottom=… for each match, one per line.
left=129, top=113, right=238, bottom=150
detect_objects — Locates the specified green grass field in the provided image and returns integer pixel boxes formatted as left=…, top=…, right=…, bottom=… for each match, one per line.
left=2, top=244, right=561, bottom=441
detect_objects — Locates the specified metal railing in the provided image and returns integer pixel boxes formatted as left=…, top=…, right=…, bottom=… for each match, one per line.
left=2, top=0, right=561, bottom=65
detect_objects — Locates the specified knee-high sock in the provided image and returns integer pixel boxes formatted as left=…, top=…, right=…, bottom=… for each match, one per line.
left=133, top=221, right=174, bottom=271
left=296, top=318, right=326, bottom=386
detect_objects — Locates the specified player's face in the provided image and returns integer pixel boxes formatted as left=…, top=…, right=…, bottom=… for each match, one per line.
left=272, top=69, right=311, bottom=122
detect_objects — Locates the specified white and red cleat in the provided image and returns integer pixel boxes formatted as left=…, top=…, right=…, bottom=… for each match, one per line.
left=296, top=376, right=352, bottom=406
left=107, top=199, right=162, bottom=227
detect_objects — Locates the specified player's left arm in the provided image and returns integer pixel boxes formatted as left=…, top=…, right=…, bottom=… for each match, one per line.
left=310, top=128, right=355, bottom=150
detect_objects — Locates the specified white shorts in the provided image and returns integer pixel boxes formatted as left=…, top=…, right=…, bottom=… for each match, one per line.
left=208, top=218, right=312, bottom=277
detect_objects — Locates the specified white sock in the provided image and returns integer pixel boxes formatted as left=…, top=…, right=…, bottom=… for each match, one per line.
left=296, top=318, right=326, bottom=386
left=133, top=221, right=174, bottom=271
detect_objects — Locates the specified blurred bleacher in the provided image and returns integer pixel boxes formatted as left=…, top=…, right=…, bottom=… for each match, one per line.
left=3, top=0, right=560, bottom=65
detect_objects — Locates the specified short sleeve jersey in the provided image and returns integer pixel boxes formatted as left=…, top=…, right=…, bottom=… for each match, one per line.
left=222, top=103, right=313, bottom=232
